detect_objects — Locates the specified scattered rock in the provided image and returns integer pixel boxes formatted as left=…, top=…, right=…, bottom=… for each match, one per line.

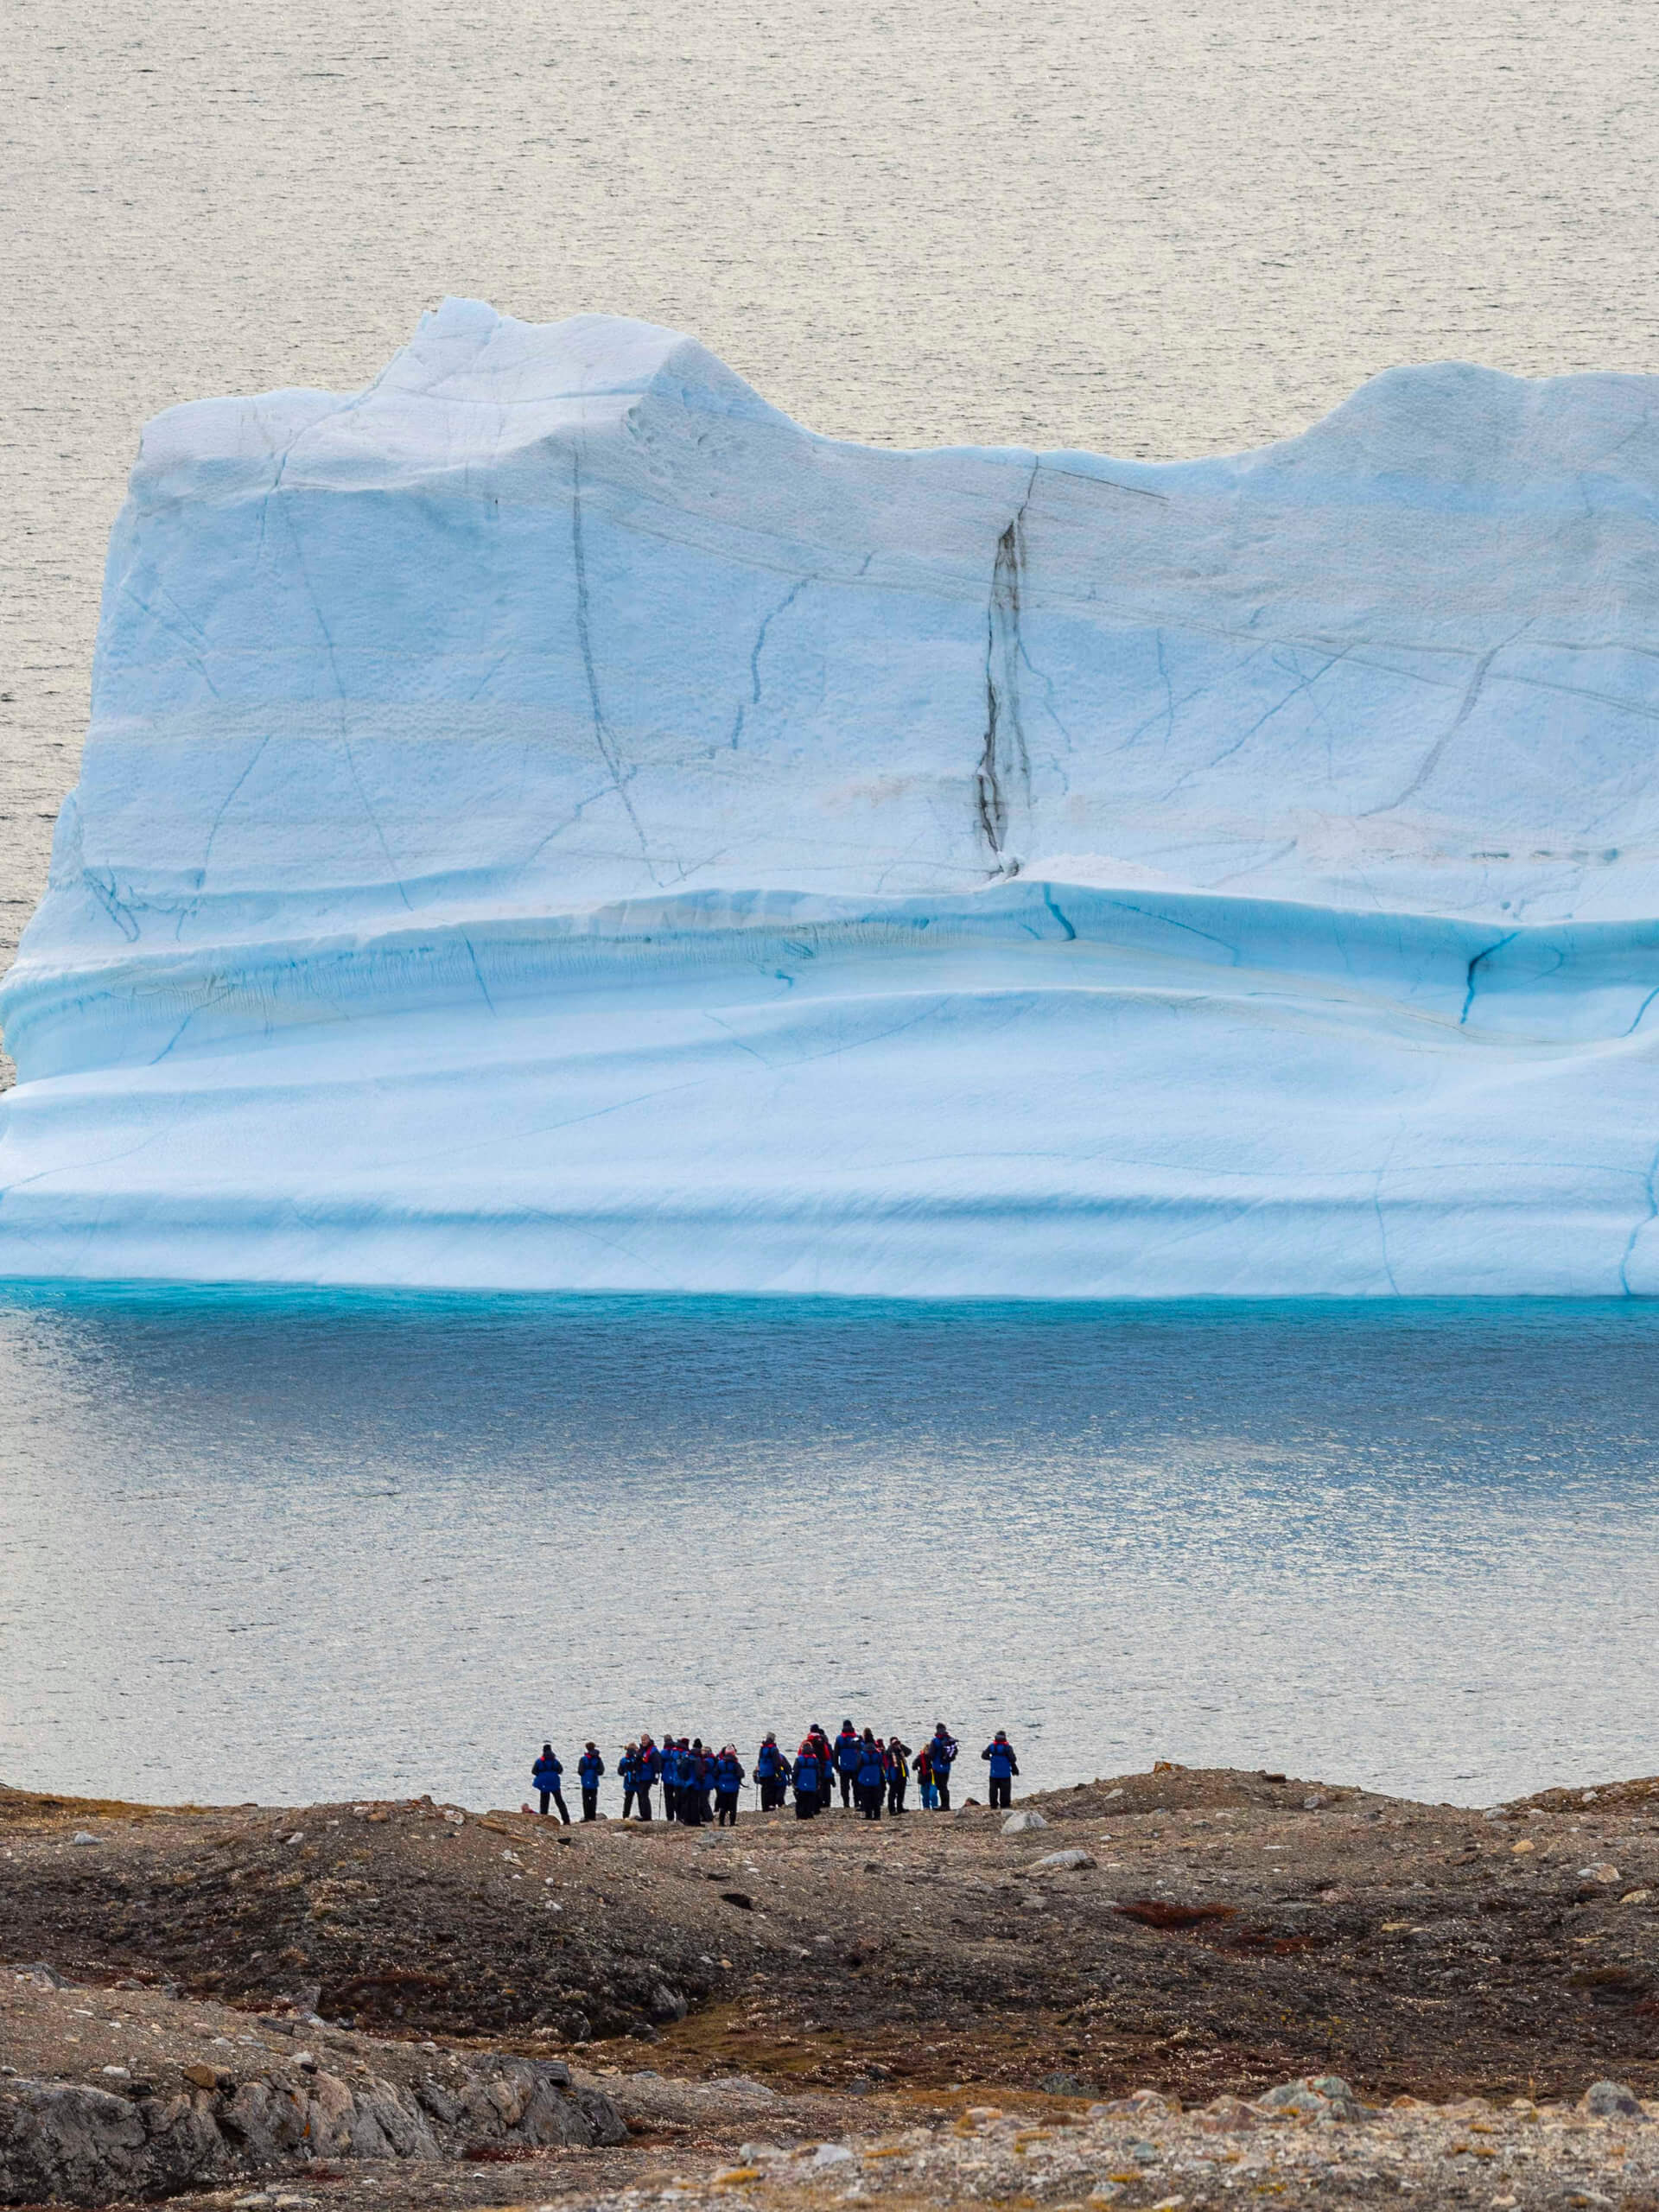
left=68, top=1833, right=99, bottom=1847
left=1580, top=2081, right=1645, bottom=2121
left=1001, top=1810, right=1049, bottom=1835
left=1578, top=1863, right=1620, bottom=1884
left=1039, top=2071, right=1091, bottom=2096
left=1255, top=2074, right=1365, bottom=2121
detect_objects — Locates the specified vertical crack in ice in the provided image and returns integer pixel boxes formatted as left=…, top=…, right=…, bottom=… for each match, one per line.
left=1361, top=621, right=1533, bottom=819
left=975, top=462, right=1039, bottom=875
left=1459, top=931, right=1517, bottom=1025
left=570, top=451, right=654, bottom=874
left=1039, top=886, right=1077, bottom=941
left=1618, top=1141, right=1659, bottom=1295
left=729, top=577, right=810, bottom=750
left=271, top=467, right=414, bottom=914
left=82, top=868, right=142, bottom=944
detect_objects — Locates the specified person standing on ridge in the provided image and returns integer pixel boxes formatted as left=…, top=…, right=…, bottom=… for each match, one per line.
left=810, top=1723, right=836, bottom=1812
left=660, top=1727, right=680, bottom=1821
left=792, top=1737, right=823, bottom=1818
left=835, top=1720, right=862, bottom=1809
left=929, top=1721, right=960, bottom=1811
left=620, top=1742, right=641, bottom=1820
left=914, top=1738, right=936, bottom=1809
left=855, top=1730, right=887, bottom=1820
left=981, top=1729, right=1020, bottom=1809
left=886, top=1734, right=911, bottom=1815
left=634, top=1735, right=659, bottom=1821
left=532, top=1742, right=571, bottom=1823
left=715, top=1744, right=746, bottom=1825
left=577, top=1741, right=606, bottom=1821
left=755, top=1732, right=785, bottom=1811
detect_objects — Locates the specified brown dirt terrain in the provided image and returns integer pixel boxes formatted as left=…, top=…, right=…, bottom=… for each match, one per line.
left=5, top=1764, right=1659, bottom=2207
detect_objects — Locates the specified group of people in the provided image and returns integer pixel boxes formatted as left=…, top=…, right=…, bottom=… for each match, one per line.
left=530, top=1721, right=1020, bottom=1826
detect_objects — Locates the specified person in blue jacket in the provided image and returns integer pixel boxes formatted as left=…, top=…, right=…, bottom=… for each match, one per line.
left=660, top=1727, right=680, bottom=1821
left=834, top=1720, right=862, bottom=1809
left=754, top=1732, right=785, bottom=1811
left=810, top=1725, right=835, bottom=1812
left=715, top=1745, right=747, bottom=1825
left=981, top=1729, right=1020, bottom=1809
left=531, top=1742, right=570, bottom=1824
left=791, top=1739, right=822, bottom=1819
left=677, top=1739, right=706, bottom=1827
left=577, top=1741, right=606, bottom=1821
left=855, top=1729, right=887, bottom=1820
left=633, top=1735, right=659, bottom=1821
left=619, top=1742, right=641, bottom=1820
left=928, top=1722, right=960, bottom=1811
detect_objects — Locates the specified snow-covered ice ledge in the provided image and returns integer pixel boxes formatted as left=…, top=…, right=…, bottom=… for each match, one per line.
left=3, top=297, right=1659, bottom=1294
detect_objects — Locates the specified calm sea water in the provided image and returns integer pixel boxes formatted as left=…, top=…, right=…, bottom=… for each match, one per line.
left=2, top=1290, right=1654, bottom=1812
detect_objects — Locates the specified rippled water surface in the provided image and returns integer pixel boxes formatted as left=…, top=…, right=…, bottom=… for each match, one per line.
left=2, top=1292, right=1655, bottom=1811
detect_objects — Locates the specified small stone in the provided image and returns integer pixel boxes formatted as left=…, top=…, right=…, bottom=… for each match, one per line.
left=1621, top=1889, right=1652, bottom=1904
left=1510, top=1839, right=1535, bottom=1853
left=1088, top=2188, right=1122, bottom=2205
left=813, top=2144, right=855, bottom=2166
left=1033, top=1847, right=1096, bottom=1871
left=1001, top=1809, right=1049, bottom=1834
left=100, top=2063, right=130, bottom=2077
left=1302, top=1795, right=1325, bottom=1811
left=1579, top=2080, right=1644, bottom=2120
left=70, top=1830, right=99, bottom=1845
left=283, top=1832, right=304, bottom=1846
left=1040, top=2070, right=1090, bottom=2096
left=296, top=2050, right=318, bottom=2070
left=183, top=2063, right=219, bottom=2088
left=1578, top=1863, right=1619, bottom=1884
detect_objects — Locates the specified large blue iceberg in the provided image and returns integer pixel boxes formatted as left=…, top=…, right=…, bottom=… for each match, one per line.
left=3, top=299, right=1659, bottom=1294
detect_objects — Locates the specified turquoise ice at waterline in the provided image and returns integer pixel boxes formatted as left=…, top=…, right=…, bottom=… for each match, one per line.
left=3, top=302, right=1659, bottom=1292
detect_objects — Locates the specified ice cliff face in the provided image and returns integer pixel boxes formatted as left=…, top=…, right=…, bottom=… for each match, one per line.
left=3, top=297, right=1659, bottom=1294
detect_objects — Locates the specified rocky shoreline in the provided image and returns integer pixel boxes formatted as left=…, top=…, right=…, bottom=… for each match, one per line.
left=5, top=1764, right=1657, bottom=2207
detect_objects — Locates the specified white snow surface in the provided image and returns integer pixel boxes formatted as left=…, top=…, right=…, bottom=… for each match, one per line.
left=3, top=296, right=1659, bottom=1295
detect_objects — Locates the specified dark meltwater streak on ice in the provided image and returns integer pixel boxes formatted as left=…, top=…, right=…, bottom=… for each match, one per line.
left=1, top=1293, right=1655, bottom=1811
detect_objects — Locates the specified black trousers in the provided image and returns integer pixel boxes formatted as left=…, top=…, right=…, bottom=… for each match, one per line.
left=539, top=1789, right=571, bottom=1824
left=581, top=1787, right=599, bottom=1821
left=621, top=1785, right=638, bottom=1818
left=887, top=1777, right=906, bottom=1813
left=859, top=1784, right=883, bottom=1820
left=716, top=1790, right=739, bottom=1826
left=635, top=1786, right=653, bottom=1821
left=839, top=1770, right=855, bottom=1807
left=936, top=1777, right=951, bottom=1811
left=989, top=1776, right=1011, bottom=1808
left=760, top=1777, right=783, bottom=1809
left=662, top=1786, right=679, bottom=1822
left=795, top=1794, right=817, bottom=1818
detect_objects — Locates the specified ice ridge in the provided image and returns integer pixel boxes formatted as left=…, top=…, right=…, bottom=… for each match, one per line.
left=3, top=297, right=1659, bottom=1294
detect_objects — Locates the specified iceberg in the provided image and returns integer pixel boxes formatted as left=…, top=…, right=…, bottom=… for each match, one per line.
left=3, top=296, right=1659, bottom=1295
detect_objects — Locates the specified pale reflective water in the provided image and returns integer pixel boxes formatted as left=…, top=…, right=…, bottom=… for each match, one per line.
left=2, top=1291, right=1655, bottom=1811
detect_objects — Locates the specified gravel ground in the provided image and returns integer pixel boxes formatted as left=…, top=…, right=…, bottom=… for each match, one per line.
left=6, top=1764, right=1659, bottom=2205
